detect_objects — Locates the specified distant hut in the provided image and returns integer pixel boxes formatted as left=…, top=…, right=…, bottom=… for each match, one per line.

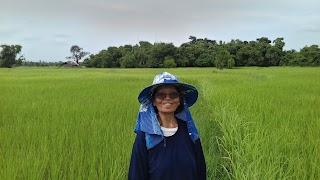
left=61, top=61, right=79, bottom=67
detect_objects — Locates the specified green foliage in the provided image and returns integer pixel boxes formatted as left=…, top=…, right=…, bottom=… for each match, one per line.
left=150, top=43, right=177, bottom=67
left=273, top=37, right=285, bottom=50
left=300, top=45, right=320, bottom=66
left=62, top=36, right=319, bottom=68
left=1, top=68, right=320, bottom=179
left=88, top=50, right=112, bottom=68
left=280, top=50, right=296, bottom=66
left=18, top=60, right=62, bottom=67
left=145, top=57, right=158, bottom=68
left=106, top=46, right=122, bottom=67
left=236, top=45, right=263, bottom=66
left=265, top=46, right=280, bottom=66
left=0, top=44, right=22, bottom=68
left=214, top=49, right=234, bottom=69
left=280, top=46, right=320, bottom=67
left=290, top=53, right=308, bottom=66
left=226, top=58, right=235, bottom=69
left=1, top=35, right=309, bottom=68
left=15, top=58, right=23, bottom=66
left=82, top=54, right=94, bottom=67
left=226, top=39, right=245, bottom=58
left=3, top=35, right=319, bottom=68
left=195, top=54, right=214, bottom=67
left=120, top=54, right=136, bottom=68
left=66, top=45, right=90, bottom=64
left=178, top=42, right=208, bottom=67
left=163, top=56, right=177, bottom=68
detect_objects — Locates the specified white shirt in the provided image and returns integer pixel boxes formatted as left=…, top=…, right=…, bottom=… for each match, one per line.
left=161, top=126, right=178, bottom=137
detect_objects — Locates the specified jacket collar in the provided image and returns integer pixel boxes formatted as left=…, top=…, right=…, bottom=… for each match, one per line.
left=134, top=99, right=199, bottom=150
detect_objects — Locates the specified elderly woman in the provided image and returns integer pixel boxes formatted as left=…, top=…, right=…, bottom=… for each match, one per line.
left=128, top=72, right=206, bottom=180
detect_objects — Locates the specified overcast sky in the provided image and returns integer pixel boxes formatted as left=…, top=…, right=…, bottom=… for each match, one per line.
left=1, top=0, right=319, bottom=62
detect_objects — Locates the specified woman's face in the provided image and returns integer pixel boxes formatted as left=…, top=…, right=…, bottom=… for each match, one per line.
left=153, top=85, right=180, bottom=115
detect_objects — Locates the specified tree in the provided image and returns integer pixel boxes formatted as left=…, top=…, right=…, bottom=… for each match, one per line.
left=195, top=54, right=214, bottom=67
left=214, top=49, right=234, bottom=69
left=189, top=36, right=197, bottom=44
left=73, top=35, right=320, bottom=68
left=149, top=43, right=177, bottom=67
left=163, top=56, right=177, bottom=68
left=67, top=45, right=89, bottom=64
left=226, top=57, right=235, bottom=69
left=82, top=54, right=94, bottom=67
left=134, top=41, right=153, bottom=67
left=255, top=37, right=272, bottom=66
left=236, top=45, right=263, bottom=66
left=289, top=53, right=308, bottom=66
left=273, top=37, right=285, bottom=50
left=106, top=46, right=122, bottom=67
left=120, top=54, right=137, bottom=68
left=299, top=45, right=320, bottom=66
left=268, top=38, right=285, bottom=66
left=15, top=54, right=25, bottom=67
left=280, top=50, right=296, bottom=66
left=0, top=45, right=22, bottom=68
left=92, top=50, right=112, bottom=68
left=227, top=39, right=245, bottom=57
left=178, top=43, right=204, bottom=67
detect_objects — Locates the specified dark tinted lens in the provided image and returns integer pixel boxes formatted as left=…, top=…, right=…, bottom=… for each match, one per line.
left=155, top=92, right=180, bottom=99
left=155, top=93, right=166, bottom=99
left=168, top=92, right=180, bottom=99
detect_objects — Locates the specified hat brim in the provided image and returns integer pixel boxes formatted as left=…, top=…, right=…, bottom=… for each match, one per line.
left=138, top=82, right=198, bottom=107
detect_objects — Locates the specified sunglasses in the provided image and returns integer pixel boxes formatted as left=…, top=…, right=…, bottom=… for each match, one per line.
left=154, top=92, right=180, bottom=99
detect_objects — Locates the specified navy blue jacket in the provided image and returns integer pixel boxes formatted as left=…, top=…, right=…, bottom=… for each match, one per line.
left=128, top=119, right=206, bottom=180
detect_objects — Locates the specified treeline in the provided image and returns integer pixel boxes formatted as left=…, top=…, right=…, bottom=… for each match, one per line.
left=1, top=36, right=320, bottom=68
left=0, top=44, right=72, bottom=68
left=21, top=61, right=63, bottom=67
left=82, top=36, right=320, bottom=68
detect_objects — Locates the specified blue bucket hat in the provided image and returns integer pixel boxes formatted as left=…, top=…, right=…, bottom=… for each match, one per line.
left=138, top=72, right=198, bottom=107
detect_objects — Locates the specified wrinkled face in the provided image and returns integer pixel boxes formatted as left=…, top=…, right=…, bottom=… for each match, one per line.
left=153, top=85, right=181, bottom=115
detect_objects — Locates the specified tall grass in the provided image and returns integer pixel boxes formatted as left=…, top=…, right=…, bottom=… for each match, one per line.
left=195, top=67, right=320, bottom=179
left=0, top=68, right=143, bottom=179
left=0, top=67, right=319, bottom=179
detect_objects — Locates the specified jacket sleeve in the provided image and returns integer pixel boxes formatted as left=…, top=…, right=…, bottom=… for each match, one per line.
left=128, top=131, right=148, bottom=180
left=196, top=138, right=207, bottom=180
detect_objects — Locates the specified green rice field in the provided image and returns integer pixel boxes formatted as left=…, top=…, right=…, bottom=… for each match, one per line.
left=0, top=67, right=319, bottom=179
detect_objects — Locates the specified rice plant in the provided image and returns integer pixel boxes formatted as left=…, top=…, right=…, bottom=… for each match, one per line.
left=0, top=67, right=319, bottom=179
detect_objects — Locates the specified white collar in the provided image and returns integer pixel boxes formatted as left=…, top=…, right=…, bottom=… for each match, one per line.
left=161, top=126, right=178, bottom=137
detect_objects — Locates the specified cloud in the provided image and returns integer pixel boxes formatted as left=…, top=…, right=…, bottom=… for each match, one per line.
left=51, top=34, right=72, bottom=44
left=1, top=0, right=320, bottom=61
left=299, top=25, right=320, bottom=33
